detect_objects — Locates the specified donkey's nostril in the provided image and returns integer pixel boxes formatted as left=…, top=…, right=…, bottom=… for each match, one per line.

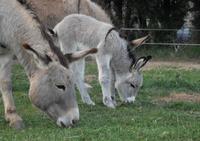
left=72, top=119, right=77, bottom=125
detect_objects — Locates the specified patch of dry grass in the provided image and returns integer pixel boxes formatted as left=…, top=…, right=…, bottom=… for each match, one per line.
left=155, top=92, right=200, bottom=103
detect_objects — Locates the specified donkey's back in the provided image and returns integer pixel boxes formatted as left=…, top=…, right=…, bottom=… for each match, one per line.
left=54, top=14, right=114, bottom=52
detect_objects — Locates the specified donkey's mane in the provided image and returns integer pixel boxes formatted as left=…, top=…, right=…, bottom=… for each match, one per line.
left=127, top=44, right=136, bottom=71
left=105, top=27, right=136, bottom=70
left=16, top=0, right=69, bottom=68
left=78, top=0, right=81, bottom=14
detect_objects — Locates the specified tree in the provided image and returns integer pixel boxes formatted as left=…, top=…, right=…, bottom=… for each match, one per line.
left=93, top=0, right=189, bottom=42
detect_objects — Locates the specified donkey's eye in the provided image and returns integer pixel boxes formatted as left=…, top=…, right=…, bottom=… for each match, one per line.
left=56, top=85, right=66, bottom=91
left=130, top=83, right=135, bottom=88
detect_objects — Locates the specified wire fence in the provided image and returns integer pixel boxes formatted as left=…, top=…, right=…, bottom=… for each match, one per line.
left=120, top=28, right=200, bottom=32
left=120, top=28, right=200, bottom=47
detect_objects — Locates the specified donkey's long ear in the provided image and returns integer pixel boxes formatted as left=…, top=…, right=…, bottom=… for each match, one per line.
left=130, top=34, right=151, bottom=49
left=22, top=44, right=52, bottom=65
left=47, top=28, right=57, bottom=37
left=65, top=48, right=98, bottom=63
left=133, top=55, right=152, bottom=71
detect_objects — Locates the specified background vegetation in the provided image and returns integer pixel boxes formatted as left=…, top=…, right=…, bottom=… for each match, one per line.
left=93, top=0, right=200, bottom=44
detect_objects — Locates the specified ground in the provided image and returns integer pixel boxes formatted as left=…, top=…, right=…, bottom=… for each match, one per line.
left=0, top=58, right=199, bottom=141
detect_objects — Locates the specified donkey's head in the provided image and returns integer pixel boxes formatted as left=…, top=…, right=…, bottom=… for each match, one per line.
left=22, top=44, right=97, bottom=127
left=125, top=55, right=152, bottom=103
left=115, top=35, right=151, bottom=103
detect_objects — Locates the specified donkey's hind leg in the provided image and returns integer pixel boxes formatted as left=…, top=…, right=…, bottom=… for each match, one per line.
left=0, top=57, right=24, bottom=129
left=72, top=59, right=95, bottom=105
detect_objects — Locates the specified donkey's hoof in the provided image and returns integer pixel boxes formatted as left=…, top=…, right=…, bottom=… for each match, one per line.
left=84, top=83, right=93, bottom=89
left=10, top=119, right=25, bottom=130
left=83, top=97, right=95, bottom=105
left=85, top=100, right=95, bottom=106
left=103, top=97, right=115, bottom=108
left=112, top=100, right=117, bottom=106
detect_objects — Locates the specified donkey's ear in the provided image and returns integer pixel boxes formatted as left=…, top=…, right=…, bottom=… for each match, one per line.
left=47, top=28, right=57, bottom=37
left=133, top=55, right=152, bottom=71
left=65, top=48, right=98, bottom=63
left=22, top=43, right=52, bottom=65
left=130, top=34, right=151, bottom=49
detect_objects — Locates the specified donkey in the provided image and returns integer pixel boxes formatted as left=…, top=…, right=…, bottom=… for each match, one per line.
left=26, top=0, right=112, bottom=29
left=0, top=0, right=97, bottom=129
left=126, top=56, right=152, bottom=103
left=53, top=14, right=150, bottom=108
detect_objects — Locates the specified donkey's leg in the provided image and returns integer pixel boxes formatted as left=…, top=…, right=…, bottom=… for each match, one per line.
left=110, top=68, right=117, bottom=106
left=96, top=55, right=115, bottom=108
left=72, top=59, right=95, bottom=105
left=0, top=58, right=24, bottom=129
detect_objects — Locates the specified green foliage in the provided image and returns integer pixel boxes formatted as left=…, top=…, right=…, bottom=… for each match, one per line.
left=0, top=62, right=200, bottom=141
left=92, top=0, right=191, bottom=44
left=93, top=0, right=189, bottom=29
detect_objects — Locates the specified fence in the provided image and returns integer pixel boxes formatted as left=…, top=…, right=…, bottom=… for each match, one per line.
left=120, top=28, right=200, bottom=48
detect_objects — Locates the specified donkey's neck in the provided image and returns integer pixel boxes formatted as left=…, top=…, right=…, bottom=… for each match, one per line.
left=105, top=31, right=132, bottom=74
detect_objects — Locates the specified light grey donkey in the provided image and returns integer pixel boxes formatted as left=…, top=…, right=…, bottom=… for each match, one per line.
left=126, top=56, right=152, bottom=103
left=53, top=14, right=150, bottom=108
left=0, top=0, right=97, bottom=129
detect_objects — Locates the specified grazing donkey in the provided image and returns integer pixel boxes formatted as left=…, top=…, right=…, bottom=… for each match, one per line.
left=0, top=0, right=97, bottom=129
left=26, top=0, right=112, bottom=29
left=53, top=14, right=150, bottom=108
left=126, top=56, right=152, bottom=103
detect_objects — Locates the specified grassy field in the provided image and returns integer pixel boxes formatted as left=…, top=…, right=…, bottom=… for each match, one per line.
left=0, top=60, right=200, bottom=141
left=136, top=46, right=200, bottom=61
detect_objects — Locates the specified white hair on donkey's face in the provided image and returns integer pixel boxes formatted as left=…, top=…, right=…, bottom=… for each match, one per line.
left=53, top=14, right=151, bottom=108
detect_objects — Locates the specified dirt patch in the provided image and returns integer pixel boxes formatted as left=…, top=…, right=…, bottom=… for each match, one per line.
left=145, top=61, right=200, bottom=70
left=156, top=92, right=200, bottom=103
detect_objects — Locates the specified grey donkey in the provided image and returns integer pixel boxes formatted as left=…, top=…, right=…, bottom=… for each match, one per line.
left=52, top=14, right=150, bottom=108
left=0, top=0, right=97, bottom=129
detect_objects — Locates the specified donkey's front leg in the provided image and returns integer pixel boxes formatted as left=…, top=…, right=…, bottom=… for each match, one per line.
left=0, top=58, right=24, bottom=129
left=96, top=55, right=115, bottom=108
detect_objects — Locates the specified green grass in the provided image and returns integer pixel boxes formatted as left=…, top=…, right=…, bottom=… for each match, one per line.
left=136, top=46, right=200, bottom=61
left=0, top=63, right=200, bottom=141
